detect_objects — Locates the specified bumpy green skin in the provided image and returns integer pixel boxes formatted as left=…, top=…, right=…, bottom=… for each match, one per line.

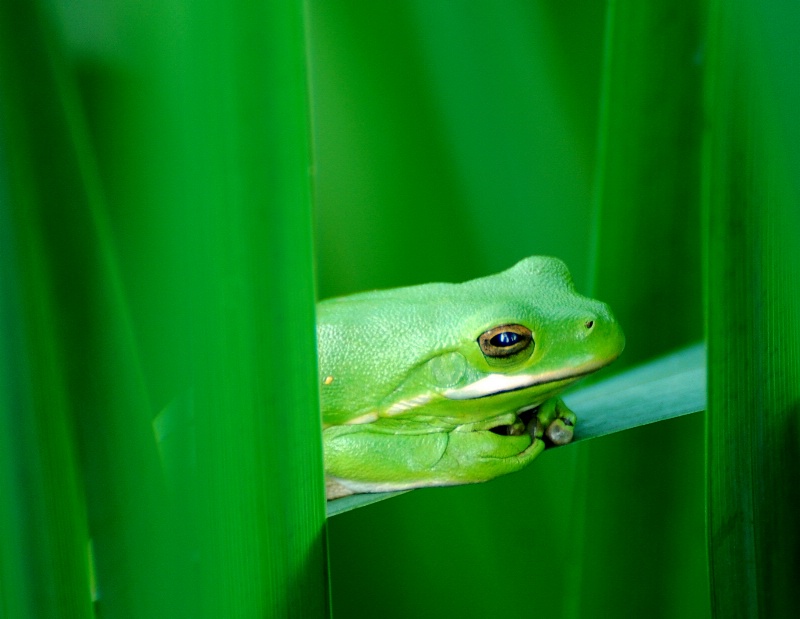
left=318, top=256, right=625, bottom=499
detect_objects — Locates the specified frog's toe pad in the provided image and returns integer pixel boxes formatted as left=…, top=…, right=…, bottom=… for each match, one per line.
left=534, top=398, right=577, bottom=446
left=545, top=417, right=574, bottom=445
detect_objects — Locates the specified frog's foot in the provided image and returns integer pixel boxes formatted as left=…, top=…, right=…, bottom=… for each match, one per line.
left=525, top=397, right=576, bottom=446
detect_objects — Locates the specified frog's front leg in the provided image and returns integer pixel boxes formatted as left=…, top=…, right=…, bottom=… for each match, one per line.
left=533, top=397, right=576, bottom=446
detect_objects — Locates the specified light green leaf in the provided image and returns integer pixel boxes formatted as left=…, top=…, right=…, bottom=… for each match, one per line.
left=569, top=342, right=705, bottom=441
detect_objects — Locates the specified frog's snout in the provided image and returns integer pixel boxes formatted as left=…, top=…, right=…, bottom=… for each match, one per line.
left=582, top=308, right=625, bottom=358
left=576, top=311, right=605, bottom=339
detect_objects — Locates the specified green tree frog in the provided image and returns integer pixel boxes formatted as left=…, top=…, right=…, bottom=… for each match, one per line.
left=318, top=256, right=624, bottom=500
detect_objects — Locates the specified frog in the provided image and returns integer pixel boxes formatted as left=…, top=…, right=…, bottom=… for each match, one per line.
left=318, top=256, right=625, bottom=500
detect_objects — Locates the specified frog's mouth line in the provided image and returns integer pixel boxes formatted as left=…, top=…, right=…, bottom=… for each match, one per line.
left=443, top=358, right=612, bottom=401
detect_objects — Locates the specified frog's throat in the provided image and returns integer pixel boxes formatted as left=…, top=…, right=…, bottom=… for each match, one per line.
left=442, top=358, right=610, bottom=401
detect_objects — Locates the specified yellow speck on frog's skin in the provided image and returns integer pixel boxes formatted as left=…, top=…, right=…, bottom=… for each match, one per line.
left=323, top=376, right=334, bottom=385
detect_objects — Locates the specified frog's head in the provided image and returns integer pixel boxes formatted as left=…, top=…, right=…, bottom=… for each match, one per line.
left=319, top=256, right=624, bottom=498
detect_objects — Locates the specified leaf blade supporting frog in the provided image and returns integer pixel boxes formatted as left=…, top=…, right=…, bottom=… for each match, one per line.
left=318, top=256, right=625, bottom=499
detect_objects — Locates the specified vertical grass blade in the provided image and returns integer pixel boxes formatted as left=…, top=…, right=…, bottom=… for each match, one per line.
left=704, top=2, right=800, bottom=616
left=1, top=1, right=187, bottom=615
left=164, top=1, right=329, bottom=614
left=3, top=0, right=327, bottom=615
left=576, top=1, right=709, bottom=616
left=87, top=0, right=328, bottom=614
left=0, top=121, right=93, bottom=616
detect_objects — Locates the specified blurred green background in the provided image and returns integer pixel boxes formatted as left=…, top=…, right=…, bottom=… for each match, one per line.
left=3, top=0, right=800, bottom=617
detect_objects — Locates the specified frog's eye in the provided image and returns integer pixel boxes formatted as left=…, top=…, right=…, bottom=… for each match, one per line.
left=478, top=324, right=533, bottom=358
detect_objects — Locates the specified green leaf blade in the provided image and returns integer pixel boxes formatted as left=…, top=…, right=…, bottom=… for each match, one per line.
left=704, top=2, right=800, bottom=615
left=3, top=0, right=329, bottom=616
left=570, top=343, right=705, bottom=441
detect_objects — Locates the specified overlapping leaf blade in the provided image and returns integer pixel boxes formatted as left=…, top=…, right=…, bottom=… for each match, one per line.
left=704, top=2, right=800, bottom=615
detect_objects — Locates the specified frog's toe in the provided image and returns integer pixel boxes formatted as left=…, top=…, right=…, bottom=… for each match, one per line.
left=535, top=398, right=577, bottom=446
left=545, top=415, right=575, bottom=445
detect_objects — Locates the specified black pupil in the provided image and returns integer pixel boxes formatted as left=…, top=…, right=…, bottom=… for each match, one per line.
left=491, top=332, right=519, bottom=347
